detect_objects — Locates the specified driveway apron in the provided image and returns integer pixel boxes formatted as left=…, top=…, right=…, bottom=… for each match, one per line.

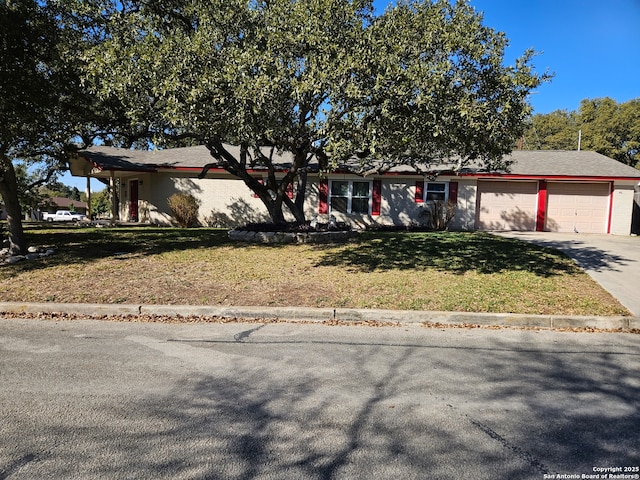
left=495, top=232, right=640, bottom=317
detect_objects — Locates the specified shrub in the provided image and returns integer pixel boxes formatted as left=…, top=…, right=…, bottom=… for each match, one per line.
left=420, top=200, right=457, bottom=230
left=167, top=193, right=201, bottom=227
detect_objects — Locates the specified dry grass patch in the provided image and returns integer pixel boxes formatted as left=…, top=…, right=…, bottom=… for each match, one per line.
left=0, top=225, right=630, bottom=316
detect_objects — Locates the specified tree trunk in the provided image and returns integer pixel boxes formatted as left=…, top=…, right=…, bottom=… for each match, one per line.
left=205, top=142, right=309, bottom=225
left=267, top=196, right=287, bottom=224
left=0, top=160, right=28, bottom=255
left=292, top=169, right=308, bottom=223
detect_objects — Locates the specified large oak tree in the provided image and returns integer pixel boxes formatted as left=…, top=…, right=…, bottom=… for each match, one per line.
left=77, top=0, right=547, bottom=224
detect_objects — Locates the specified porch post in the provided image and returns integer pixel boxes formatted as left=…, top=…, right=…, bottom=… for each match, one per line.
left=110, top=171, right=117, bottom=224
left=86, top=175, right=92, bottom=220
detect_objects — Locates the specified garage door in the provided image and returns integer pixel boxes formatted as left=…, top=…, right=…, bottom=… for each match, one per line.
left=546, top=182, right=610, bottom=233
left=476, top=181, right=538, bottom=231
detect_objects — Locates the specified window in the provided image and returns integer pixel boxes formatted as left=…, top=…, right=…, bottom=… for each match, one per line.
left=425, top=182, right=447, bottom=201
left=415, top=181, right=458, bottom=204
left=330, top=180, right=371, bottom=214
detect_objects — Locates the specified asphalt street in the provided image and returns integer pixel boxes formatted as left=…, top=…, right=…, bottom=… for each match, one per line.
left=1, top=318, right=638, bottom=479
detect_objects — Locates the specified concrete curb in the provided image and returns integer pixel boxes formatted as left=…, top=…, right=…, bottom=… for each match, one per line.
left=1, top=302, right=638, bottom=330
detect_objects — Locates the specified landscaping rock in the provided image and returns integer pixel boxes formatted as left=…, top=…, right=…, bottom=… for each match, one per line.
left=228, top=228, right=358, bottom=244
left=1, top=246, right=55, bottom=263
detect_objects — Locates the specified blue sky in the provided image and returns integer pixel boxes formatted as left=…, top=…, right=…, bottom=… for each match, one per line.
left=63, top=0, right=640, bottom=190
left=374, top=0, right=640, bottom=114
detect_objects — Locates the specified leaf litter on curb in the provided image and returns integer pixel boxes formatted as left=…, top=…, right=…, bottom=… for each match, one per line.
left=0, top=311, right=637, bottom=334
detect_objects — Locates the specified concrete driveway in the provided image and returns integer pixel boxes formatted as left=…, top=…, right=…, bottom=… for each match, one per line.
left=496, top=232, right=640, bottom=316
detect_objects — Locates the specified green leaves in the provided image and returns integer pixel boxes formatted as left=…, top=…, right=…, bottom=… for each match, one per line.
left=81, top=0, right=545, bottom=171
left=522, top=97, right=640, bottom=168
left=324, top=0, right=546, bottom=171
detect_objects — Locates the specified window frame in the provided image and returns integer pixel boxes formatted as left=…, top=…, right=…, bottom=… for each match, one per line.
left=329, top=179, right=373, bottom=215
left=424, top=182, right=449, bottom=202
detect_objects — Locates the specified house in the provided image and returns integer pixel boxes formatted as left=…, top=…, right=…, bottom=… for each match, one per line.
left=40, top=197, right=89, bottom=216
left=68, top=146, right=640, bottom=235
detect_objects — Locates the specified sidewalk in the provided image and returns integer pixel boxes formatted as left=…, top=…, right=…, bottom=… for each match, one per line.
left=1, top=301, right=638, bottom=331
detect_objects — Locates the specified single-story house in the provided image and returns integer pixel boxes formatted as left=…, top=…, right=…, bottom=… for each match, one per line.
left=40, top=197, right=88, bottom=216
left=69, top=146, right=640, bottom=235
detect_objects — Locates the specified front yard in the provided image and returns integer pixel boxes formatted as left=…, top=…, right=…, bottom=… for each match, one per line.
left=0, top=225, right=630, bottom=316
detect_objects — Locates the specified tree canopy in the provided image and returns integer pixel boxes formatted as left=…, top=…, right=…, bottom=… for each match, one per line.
left=77, top=0, right=548, bottom=223
left=0, top=0, right=139, bottom=253
left=0, top=0, right=72, bottom=253
left=522, top=97, right=640, bottom=168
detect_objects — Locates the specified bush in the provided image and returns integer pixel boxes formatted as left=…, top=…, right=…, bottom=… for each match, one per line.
left=419, top=200, right=457, bottom=231
left=167, top=193, right=201, bottom=227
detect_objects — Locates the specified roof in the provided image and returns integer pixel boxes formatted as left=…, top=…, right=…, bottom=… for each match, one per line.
left=494, top=150, right=640, bottom=179
left=78, top=145, right=301, bottom=173
left=75, top=146, right=640, bottom=180
left=42, top=197, right=88, bottom=209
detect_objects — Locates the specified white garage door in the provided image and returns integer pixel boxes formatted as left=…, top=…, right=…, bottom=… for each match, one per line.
left=476, top=181, right=538, bottom=231
left=546, top=182, right=610, bottom=233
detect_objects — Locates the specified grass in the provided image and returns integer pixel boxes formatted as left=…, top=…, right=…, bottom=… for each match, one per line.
left=0, top=224, right=630, bottom=316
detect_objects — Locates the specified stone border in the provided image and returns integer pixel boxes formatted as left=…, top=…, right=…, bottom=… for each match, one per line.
left=228, top=229, right=358, bottom=244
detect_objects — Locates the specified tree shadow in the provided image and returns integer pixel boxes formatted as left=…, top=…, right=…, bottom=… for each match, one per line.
left=315, top=231, right=582, bottom=277
left=503, top=235, right=632, bottom=273
left=204, top=198, right=270, bottom=227
left=470, top=332, right=640, bottom=473
left=4, top=328, right=637, bottom=479
left=478, top=206, right=536, bottom=231
left=0, top=226, right=237, bottom=276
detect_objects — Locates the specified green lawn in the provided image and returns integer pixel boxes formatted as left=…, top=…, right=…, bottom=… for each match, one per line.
left=0, top=224, right=629, bottom=316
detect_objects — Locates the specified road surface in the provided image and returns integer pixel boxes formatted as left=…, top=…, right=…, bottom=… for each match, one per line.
left=1, top=318, right=638, bottom=479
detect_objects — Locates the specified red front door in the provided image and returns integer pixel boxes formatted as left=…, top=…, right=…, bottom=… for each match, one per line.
left=129, top=180, right=139, bottom=222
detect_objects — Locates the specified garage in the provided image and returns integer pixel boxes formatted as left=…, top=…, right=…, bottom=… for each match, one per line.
left=545, top=182, right=610, bottom=233
left=476, top=180, right=538, bottom=231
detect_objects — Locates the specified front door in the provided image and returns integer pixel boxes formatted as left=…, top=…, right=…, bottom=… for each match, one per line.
left=129, top=180, right=139, bottom=222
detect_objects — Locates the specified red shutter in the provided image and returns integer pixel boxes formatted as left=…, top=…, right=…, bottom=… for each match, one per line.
left=253, top=178, right=263, bottom=198
left=372, top=180, right=382, bottom=216
left=449, top=181, right=458, bottom=203
left=536, top=180, right=547, bottom=232
left=319, top=180, right=329, bottom=214
left=415, top=180, right=424, bottom=203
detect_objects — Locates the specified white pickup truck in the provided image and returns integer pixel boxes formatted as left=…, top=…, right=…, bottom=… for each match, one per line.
left=42, top=210, right=86, bottom=222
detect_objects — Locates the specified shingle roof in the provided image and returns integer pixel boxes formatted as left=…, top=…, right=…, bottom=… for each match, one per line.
left=41, top=197, right=88, bottom=209
left=80, top=145, right=299, bottom=171
left=78, top=146, right=640, bottom=179
left=500, top=150, right=640, bottom=178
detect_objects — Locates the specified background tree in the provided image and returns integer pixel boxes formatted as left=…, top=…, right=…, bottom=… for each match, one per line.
left=79, top=0, right=547, bottom=224
left=39, top=180, right=78, bottom=200
left=522, top=97, right=640, bottom=168
left=522, top=110, right=577, bottom=150
left=13, top=163, right=47, bottom=219
left=89, top=189, right=110, bottom=219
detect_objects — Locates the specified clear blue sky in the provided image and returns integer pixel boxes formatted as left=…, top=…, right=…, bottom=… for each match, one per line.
left=62, top=0, right=640, bottom=191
